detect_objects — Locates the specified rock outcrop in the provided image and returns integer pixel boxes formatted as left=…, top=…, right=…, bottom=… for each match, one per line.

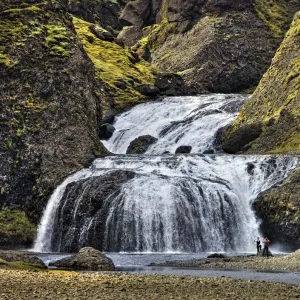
left=50, top=170, right=135, bottom=252
left=121, top=0, right=299, bottom=93
left=0, top=0, right=108, bottom=227
left=50, top=247, right=115, bottom=271
left=126, top=135, right=158, bottom=154
left=221, top=11, right=300, bottom=155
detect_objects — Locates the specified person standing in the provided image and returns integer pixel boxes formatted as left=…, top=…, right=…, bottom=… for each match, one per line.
left=263, top=237, right=270, bottom=257
left=256, top=237, right=262, bottom=255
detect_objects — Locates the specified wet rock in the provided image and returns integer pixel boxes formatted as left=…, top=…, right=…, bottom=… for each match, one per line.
left=115, top=80, right=127, bottom=90
left=203, top=149, right=214, bottom=154
left=102, top=115, right=115, bottom=125
left=207, top=253, right=227, bottom=259
left=136, top=84, right=160, bottom=97
left=49, top=247, right=115, bottom=271
left=126, top=135, right=158, bottom=154
left=99, top=124, right=116, bottom=140
left=221, top=123, right=262, bottom=154
left=175, top=146, right=192, bottom=154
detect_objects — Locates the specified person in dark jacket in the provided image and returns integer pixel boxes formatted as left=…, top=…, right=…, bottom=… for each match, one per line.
left=263, top=237, right=270, bottom=257
left=256, top=237, right=262, bottom=255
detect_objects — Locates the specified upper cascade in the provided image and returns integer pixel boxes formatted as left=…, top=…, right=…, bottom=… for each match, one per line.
left=103, top=94, right=247, bottom=154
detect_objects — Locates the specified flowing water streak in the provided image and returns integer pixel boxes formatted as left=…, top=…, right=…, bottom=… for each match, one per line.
left=103, top=94, right=248, bottom=154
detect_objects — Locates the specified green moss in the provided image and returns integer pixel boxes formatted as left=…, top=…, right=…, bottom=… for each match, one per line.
left=45, top=25, right=72, bottom=57
left=73, top=17, right=156, bottom=112
left=255, top=0, right=288, bottom=38
left=0, top=53, right=11, bottom=66
left=0, top=207, right=36, bottom=245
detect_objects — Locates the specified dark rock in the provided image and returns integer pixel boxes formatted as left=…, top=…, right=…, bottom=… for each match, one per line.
left=102, top=115, right=115, bottom=125
left=68, top=0, right=124, bottom=32
left=154, top=73, right=194, bottom=96
left=163, top=151, right=171, bottom=154
left=120, top=0, right=151, bottom=28
left=253, top=168, right=300, bottom=251
left=49, top=247, right=115, bottom=271
left=50, top=170, right=135, bottom=252
left=0, top=250, right=46, bottom=269
left=221, top=123, right=262, bottom=154
left=203, top=149, right=214, bottom=154
left=89, top=24, right=114, bottom=42
left=136, top=84, right=160, bottom=97
left=115, top=80, right=127, bottom=90
left=207, top=253, right=227, bottom=258
left=99, top=124, right=116, bottom=140
left=126, top=135, right=158, bottom=154
left=175, top=146, right=192, bottom=154
left=116, top=26, right=143, bottom=48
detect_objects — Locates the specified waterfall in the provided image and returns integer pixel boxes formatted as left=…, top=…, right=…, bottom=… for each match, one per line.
left=34, top=94, right=298, bottom=253
left=102, top=94, right=247, bottom=154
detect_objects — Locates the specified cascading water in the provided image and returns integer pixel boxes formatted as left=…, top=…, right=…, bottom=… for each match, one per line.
left=33, top=94, right=298, bottom=253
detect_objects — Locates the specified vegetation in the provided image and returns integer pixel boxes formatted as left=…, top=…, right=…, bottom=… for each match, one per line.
left=0, top=207, right=36, bottom=245
left=73, top=17, right=156, bottom=112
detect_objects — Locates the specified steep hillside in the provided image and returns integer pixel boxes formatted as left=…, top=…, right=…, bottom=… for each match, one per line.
left=118, top=0, right=299, bottom=93
left=221, top=11, right=300, bottom=250
left=0, top=0, right=107, bottom=246
left=222, top=11, right=300, bottom=154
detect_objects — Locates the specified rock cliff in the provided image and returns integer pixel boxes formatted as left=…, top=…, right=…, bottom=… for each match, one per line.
left=0, top=0, right=108, bottom=244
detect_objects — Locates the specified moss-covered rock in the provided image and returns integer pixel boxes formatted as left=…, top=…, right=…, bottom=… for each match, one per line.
left=72, top=16, right=157, bottom=115
left=0, top=208, right=36, bottom=247
left=0, top=0, right=108, bottom=234
left=253, top=167, right=300, bottom=250
left=222, top=11, right=300, bottom=154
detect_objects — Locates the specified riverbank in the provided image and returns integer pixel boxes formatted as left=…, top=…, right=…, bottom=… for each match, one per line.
left=0, top=269, right=300, bottom=299
left=153, top=250, right=300, bottom=272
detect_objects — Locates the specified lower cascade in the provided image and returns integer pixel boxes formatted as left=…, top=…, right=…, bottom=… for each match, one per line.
left=34, top=95, right=299, bottom=253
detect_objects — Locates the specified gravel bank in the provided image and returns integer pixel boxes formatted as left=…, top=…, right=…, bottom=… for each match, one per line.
left=0, top=269, right=300, bottom=299
left=153, top=250, right=300, bottom=272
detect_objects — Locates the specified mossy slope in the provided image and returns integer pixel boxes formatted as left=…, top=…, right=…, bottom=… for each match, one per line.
left=223, top=11, right=300, bottom=154
left=73, top=17, right=156, bottom=113
left=0, top=0, right=107, bottom=237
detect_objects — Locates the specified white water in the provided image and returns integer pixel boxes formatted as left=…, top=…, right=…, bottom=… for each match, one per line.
left=33, top=94, right=298, bottom=253
left=103, top=94, right=248, bottom=154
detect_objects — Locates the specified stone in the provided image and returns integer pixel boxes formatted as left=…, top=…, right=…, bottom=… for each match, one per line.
left=221, top=123, right=262, bottom=154
left=89, top=24, right=114, bottom=42
left=207, top=253, right=226, bottom=259
left=126, top=135, right=158, bottom=154
left=175, top=146, right=192, bottom=154
left=116, top=26, right=143, bottom=48
left=102, top=115, right=115, bottom=125
left=115, top=80, right=127, bottom=90
left=203, top=149, right=214, bottom=154
left=136, top=84, right=160, bottom=97
left=99, top=124, right=116, bottom=140
left=49, top=247, right=115, bottom=271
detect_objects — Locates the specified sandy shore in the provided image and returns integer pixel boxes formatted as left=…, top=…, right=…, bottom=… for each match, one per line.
left=0, top=269, right=300, bottom=299
left=153, top=250, right=300, bottom=273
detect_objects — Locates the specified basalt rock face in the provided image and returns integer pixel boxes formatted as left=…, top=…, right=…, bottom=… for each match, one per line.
left=253, top=168, right=300, bottom=251
left=222, top=11, right=300, bottom=155
left=121, top=0, right=299, bottom=93
left=0, top=0, right=108, bottom=226
left=51, top=170, right=135, bottom=252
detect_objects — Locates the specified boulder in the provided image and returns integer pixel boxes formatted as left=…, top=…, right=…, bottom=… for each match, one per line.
left=49, top=247, right=115, bottom=271
left=126, top=135, right=158, bottom=154
left=102, top=114, right=115, bottom=125
left=175, top=146, right=192, bottom=154
left=203, top=149, right=214, bottom=154
left=207, top=253, right=226, bottom=259
left=89, top=25, right=114, bottom=42
left=221, top=123, right=262, bottom=154
left=136, top=84, right=160, bottom=97
left=154, top=73, right=194, bottom=96
left=99, top=124, right=116, bottom=140
left=116, top=26, right=143, bottom=48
